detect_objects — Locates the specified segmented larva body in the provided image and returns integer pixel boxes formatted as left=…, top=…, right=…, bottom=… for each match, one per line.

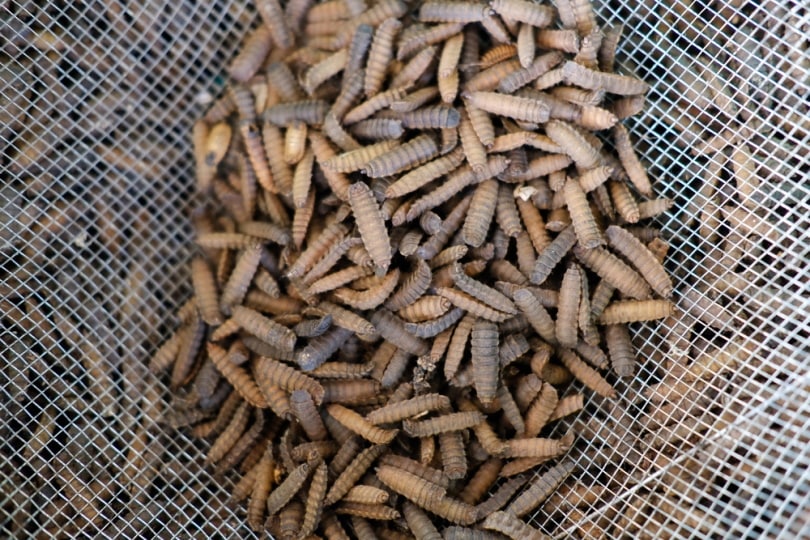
left=246, top=449, right=274, bottom=531
left=289, top=390, right=329, bottom=441
left=264, top=99, right=330, bottom=126
left=325, top=444, right=388, bottom=505
left=565, top=177, right=605, bottom=249
left=558, top=348, right=616, bottom=398
left=497, top=51, right=565, bottom=94
left=544, top=119, right=601, bottom=170
left=548, top=393, right=585, bottom=422
left=220, top=244, right=263, bottom=314
left=469, top=319, right=500, bottom=405
left=229, top=25, right=273, bottom=82
left=613, top=123, right=653, bottom=197
left=436, top=288, right=514, bottom=323
left=253, top=356, right=325, bottom=406
left=207, top=401, right=251, bottom=465
left=452, top=264, right=517, bottom=314
left=530, top=225, right=576, bottom=284
left=465, top=91, right=550, bottom=123
left=207, top=343, right=268, bottom=409
left=404, top=411, right=485, bottom=437
left=605, top=323, right=635, bottom=378
left=462, top=179, right=499, bottom=247
left=606, top=225, right=673, bottom=298
left=418, top=1, right=492, bottom=23
left=562, top=60, right=650, bottom=95
left=190, top=257, right=223, bottom=326
left=231, top=305, right=297, bottom=352
left=524, top=381, right=559, bottom=437
left=303, top=48, right=349, bottom=96
left=598, top=299, right=675, bottom=324
left=364, top=134, right=439, bottom=178
left=503, top=432, right=574, bottom=459
left=481, top=510, right=547, bottom=540
left=299, top=462, right=328, bottom=537
left=573, top=245, right=652, bottom=300
left=365, top=18, right=402, bottom=97
left=506, top=461, right=575, bottom=517
left=266, top=461, right=312, bottom=516
left=344, top=485, right=390, bottom=505
left=513, top=288, right=557, bottom=344
left=490, top=0, right=554, bottom=27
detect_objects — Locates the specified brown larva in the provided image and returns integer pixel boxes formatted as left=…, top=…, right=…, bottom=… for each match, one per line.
left=517, top=23, right=535, bottom=68
left=499, top=332, right=531, bottom=367
left=598, top=299, right=675, bottom=325
left=389, top=45, right=437, bottom=90
left=513, top=288, right=557, bottom=344
left=253, top=356, right=325, bottom=406
left=474, top=475, right=530, bottom=517
left=203, top=122, right=233, bottom=169
left=246, top=448, right=274, bottom=531
left=289, top=390, right=329, bottom=442
left=606, top=225, right=672, bottom=297
left=439, top=429, right=469, bottom=480
left=452, top=264, right=518, bottom=315
left=344, top=485, right=390, bottom=505
left=490, top=0, right=554, bottom=27
left=325, top=443, right=388, bottom=505
left=544, top=119, right=600, bottom=170
left=365, top=393, right=452, bottom=425
left=207, top=343, right=267, bottom=409
left=418, top=1, right=492, bottom=23
left=559, top=348, right=616, bottom=399
left=344, top=87, right=408, bottom=124
left=503, top=431, right=574, bottom=460
left=266, top=461, right=313, bottom=517
left=397, top=295, right=452, bottom=323
left=462, top=179, right=499, bottom=247
left=556, top=264, right=582, bottom=348
left=375, top=465, right=479, bottom=525
left=190, top=257, right=223, bottom=326
left=231, top=84, right=257, bottom=123
left=264, top=99, right=330, bottom=127
left=465, top=91, right=550, bottom=123
left=536, top=29, right=580, bottom=53
left=220, top=244, right=263, bottom=314
left=523, top=381, right=559, bottom=437
left=266, top=61, right=304, bottom=102
left=333, top=268, right=400, bottom=310
left=398, top=20, right=465, bottom=62
left=604, top=323, right=635, bottom=378
left=457, top=458, right=503, bottom=505
left=323, top=139, right=399, bottom=173
left=438, top=31, right=465, bottom=79
left=303, top=48, right=349, bottom=96
left=256, top=126, right=291, bottom=198
left=573, top=245, right=652, bottom=300
left=216, top=408, right=267, bottom=475
left=402, top=501, right=443, bottom=540
left=335, top=502, right=400, bottom=520
left=229, top=25, right=273, bottom=82
left=379, top=454, right=451, bottom=489
left=171, top=314, right=207, bottom=390
left=149, top=330, right=183, bottom=374
left=612, top=123, right=653, bottom=197
left=565, top=177, right=605, bottom=249
left=346, top=182, right=391, bottom=274
left=403, top=411, right=485, bottom=438
left=561, top=60, right=649, bottom=95
left=506, top=460, right=575, bottom=517
left=298, top=462, right=328, bottom=537
left=365, top=18, right=402, bottom=97
left=327, top=404, right=399, bottom=444
left=256, top=0, right=293, bottom=49
left=435, top=288, right=514, bottom=323
left=349, top=118, right=405, bottom=141
left=497, top=51, right=565, bottom=94
left=468, top=319, right=501, bottom=406
left=207, top=401, right=251, bottom=465
left=363, top=134, right=439, bottom=178
left=481, top=510, right=547, bottom=540
left=231, top=305, right=297, bottom=352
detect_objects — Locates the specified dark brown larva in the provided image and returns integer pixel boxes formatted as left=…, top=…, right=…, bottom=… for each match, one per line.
left=606, top=225, right=673, bottom=298
left=564, top=176, right=605, bottom=249
left=556, top=264, right=582, bottom=348
left=403, top=411, right=485, bottom=437
left=470, top=319, right=500, bottom=405
left=348, top=181, right=392, bottom=274
left=191, top=257, right=223, bottom=326
left=573, top=245, right=652, bottom=300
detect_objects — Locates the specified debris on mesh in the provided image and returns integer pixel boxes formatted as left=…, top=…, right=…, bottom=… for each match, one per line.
left=143, top=0, right=712, bottom=536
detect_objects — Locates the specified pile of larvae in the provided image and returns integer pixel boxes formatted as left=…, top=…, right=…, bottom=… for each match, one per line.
left=152, top=0, right=676, bottom=537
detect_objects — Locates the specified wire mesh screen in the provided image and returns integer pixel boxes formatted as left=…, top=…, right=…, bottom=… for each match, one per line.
left=1, top=0, right=808, bottom=538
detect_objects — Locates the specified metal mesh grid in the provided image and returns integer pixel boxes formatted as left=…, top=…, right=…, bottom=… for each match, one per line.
left=1, top=0, right=808, bottom=538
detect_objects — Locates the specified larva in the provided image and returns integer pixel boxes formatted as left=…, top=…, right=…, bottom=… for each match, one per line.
left=344, top=88, right=407, bottom=124
left=604, top=323, right=634, bottom=378
left=612, top=123, right=653, bottom=197
left=506, top=461, right=575, bottom=517
left=558, top=348, right=615, bottom=398
left=403, top=411, right=485, bottom=437
left=217, top=408, right=267, bottom=475
left=577, top=275, right=599, bottom=347
left=523, top=381, right=559, bottom=437
left=441, top=312, right=474, bottom=381
left=565, top=177, right=605, bottom=249
left=481, top=510, right=547, bottom=540
left=256, top=0, right=293, bottom=48
left=247, top=448, right=274, bottom=531
left=264, top=99, right=330, bottom=126
left=229, top=25, right=273, bottom=82
left=344, top=485, right=390, bottom=505
left=350, top=118, right=405, bottom=141
left=365, top=393, right=451, bottom=425
left=302, top=48, right=349, bottom=96
left=573, top=245, right=652, bottom=300
left=556, top=264, right=582, bottom=348
left=499, top=332, right=531, bottom=367
left=324, top=140, right=399, bottom=173
left=335, top=502, right=400, bottom=520
left=327, top=404, right=399, bottom=444
left=438, top=32, right=465, bottom=79
left=266, top=61, right=304, bottom=102
left=308, top=266, right=373, bottom=295
left=517, top=23, right=535, bottom=68
left=418, top=1, right=492, bottom=23
left=333, top=269, right=400, bottom=310
left=207, top=401, right=251, bottom=465
left=490, top=0, right=553, bottom=27
left=561, top=59, right=649, bottom=95
left=544, top=119, right=600, bottom=170
left=375, top=465, right=478, bottom=525
left=398, top=21, right=465, bottom=62
left=149, top=330, right=182, bottom=374
left=207, top=343, right=267, bottom=409
left=262, top=122, right=293, bottom=193
left=171, top=314, right=207, bottom=390
left=346, top=182, right=392, bottom=274
left=402, top=501, right=443, bottom=540
left=468, top=319, right=500, bottom=405
left=289, top=390, right=329, bottom=442
left=598, top=299, right=675, bottom=325
left=397, top=295, right=452, bottom=323
left=439, top=430, right=468, bottom=479
left=276, top=500, right=304, bottom=539
left=325, top=444, right=388, bottom=505
left=453, top=264, right=518, bottom=315
left=266, top=461, right=312, bottom=516
left=379, top=454, right=451, bottom=489
left=220, top=244, right=263, bottom=314
left=497, top=51, right=565, bottom=93
left=322, top=378, right=385, bottom=405
left=464, top=91, right=550, bottom=123
left=513, top=288, right=557, bottom=344
left=605, top=225, right=672, bottom=297
left=390, top=45, right=437, bottom=90
left=253, top=356, right=325, bottom=406
left=457, top=459, right=503, bottom=505
left=363, top=134, right=439, bottom=178
left=365, top=18, right=402, bottom=97
left=190, top=257, right=223, bottom=326
left=298, top=462, right=328, bottom=537
left=231, top=305, right=297, bottom=352
left=503, top=431, right=574, bottom=459
left=461, top=179, right=499, bottom=247
left=436, top=288, right=514, bottom=323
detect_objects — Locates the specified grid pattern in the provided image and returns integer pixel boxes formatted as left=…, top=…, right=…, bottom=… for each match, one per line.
left=1, top=0, right=808, bottom=538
